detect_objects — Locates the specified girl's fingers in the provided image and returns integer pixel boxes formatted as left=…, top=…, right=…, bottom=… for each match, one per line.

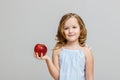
left=34, top=52, right=45, bottom=60
left=34, top=52, right=40, bottom=59
left=40, top=53, right=44, bottom=60
left=33, top=52, right=37, bottom=58
left=41, top=53, right=43, bottom=57
left=36, top=53, right=40, bottom=58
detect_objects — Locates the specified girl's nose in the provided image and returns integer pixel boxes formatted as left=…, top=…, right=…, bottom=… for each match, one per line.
left=69, top=28, right=73, bottom=33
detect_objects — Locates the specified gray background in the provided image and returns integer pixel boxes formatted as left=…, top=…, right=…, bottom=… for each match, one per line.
left=0, top=0, right=120, bottom=80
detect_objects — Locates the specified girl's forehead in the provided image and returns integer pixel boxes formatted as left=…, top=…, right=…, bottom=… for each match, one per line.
left=64, top=17, right=78, bottom=26
left=65, top=17, right=77, bottom=23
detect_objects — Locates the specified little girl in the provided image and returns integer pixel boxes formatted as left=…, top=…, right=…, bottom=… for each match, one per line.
left=34, top=13, right=94, bottom=80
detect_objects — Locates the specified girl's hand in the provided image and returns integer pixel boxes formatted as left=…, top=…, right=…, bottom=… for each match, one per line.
left=33, top=52, right=49, bottom=60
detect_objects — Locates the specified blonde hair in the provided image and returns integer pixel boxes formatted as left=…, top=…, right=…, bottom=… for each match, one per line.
left=54, top=13, right=87, bottom=49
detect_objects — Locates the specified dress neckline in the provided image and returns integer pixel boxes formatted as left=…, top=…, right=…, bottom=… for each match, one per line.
left=62, top=47, right=82, bottom=51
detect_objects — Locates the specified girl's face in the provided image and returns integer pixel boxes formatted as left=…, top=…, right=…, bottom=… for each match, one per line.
left=63, top=17, right=80, bottom=43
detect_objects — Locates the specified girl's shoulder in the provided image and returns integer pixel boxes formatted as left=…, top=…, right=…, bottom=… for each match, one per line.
left=52, top=47, right=62, bottom=56
left=82, top=44, right=93, bottom=58
left=83, top=44, right=92, bottom=51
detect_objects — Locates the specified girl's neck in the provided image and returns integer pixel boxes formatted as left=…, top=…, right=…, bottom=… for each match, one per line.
left=64, top=41, right=81, bottom=49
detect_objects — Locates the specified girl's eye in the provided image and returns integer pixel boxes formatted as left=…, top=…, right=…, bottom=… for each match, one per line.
left=73, top=26, right=77, bottom=28
left=64, top=27, right=69, bottom=30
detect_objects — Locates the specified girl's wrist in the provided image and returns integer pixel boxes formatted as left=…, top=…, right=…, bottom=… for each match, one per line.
left=45, top=55, right=50, bottom=62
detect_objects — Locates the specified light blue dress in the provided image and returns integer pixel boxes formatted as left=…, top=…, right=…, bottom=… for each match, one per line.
left=59, top=48, right=86, bottom=80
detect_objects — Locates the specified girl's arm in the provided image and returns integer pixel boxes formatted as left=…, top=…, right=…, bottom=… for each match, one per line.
left=52, top=49, right=61, bottom=80
left=84, top=47, right=94, bottom=80
left=34, top=52, right=59, bottom=80
left=45, top=55, right=59, bottom=80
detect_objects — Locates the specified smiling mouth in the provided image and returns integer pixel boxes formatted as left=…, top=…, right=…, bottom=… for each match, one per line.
left=68, top=35, right=74, bottom=37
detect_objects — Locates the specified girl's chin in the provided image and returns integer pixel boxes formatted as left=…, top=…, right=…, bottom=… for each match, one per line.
left=67, top=39, right=79, bottom=43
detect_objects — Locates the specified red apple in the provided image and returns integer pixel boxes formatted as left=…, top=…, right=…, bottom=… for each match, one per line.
left=34, top=44, right=47, bottom=57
